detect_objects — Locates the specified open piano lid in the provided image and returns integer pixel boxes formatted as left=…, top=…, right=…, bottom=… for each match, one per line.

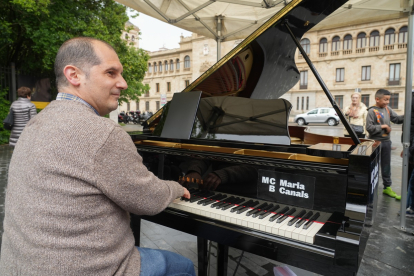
left=143, top=0, right=355, bottom=146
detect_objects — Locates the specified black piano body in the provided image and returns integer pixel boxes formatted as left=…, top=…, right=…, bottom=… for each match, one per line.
left=130, top=0, right=380, bottom=275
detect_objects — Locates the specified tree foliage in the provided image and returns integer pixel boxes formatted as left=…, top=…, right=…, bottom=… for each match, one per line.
left=0, top=0, right=149, bottom=104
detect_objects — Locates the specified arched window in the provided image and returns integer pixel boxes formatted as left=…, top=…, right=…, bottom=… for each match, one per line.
left=332, top=36, right=340, bottom=51
left=343, top=34, right=352, bottom=50
left=357, top=32, right=366, bottom=48
left=165, top=61, right=168, bottom=71
left=131, top=35, right=135, bottom=42
left=148, top=63, right=152, bottom=73
left=399, top=26, right=408, bottom=43
left=125, top=33, right=129, bottom=40
left=184, top=55, right=191, bottom=68
left=370, top=31, right=380, bottom=47
left=384, top=28, right=395, bottom=45
left=176, top=59, right=180, bottom=70
left=153, top=62, right=157, bottom=72
left=319, top=38, right=327, bottom=53
left=159, top=61, right=162, bottom=72
left=300, top=38, right=310, bottom=54
left=170, top=60, right=174, bottom=71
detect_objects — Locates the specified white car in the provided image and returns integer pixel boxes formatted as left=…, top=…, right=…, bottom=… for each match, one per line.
left=294, top=108, right=340, bottom=126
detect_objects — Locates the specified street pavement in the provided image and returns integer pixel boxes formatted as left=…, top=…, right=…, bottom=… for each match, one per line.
left=0, top=123, right=413, bottom=275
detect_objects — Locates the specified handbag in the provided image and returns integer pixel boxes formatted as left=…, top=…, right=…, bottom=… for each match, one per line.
left=3, top=110, right=13, bottom=131
left=350, top=124, right=364, bottom=135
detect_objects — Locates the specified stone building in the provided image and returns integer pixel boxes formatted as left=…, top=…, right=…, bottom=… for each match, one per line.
left=123, top=14, right=410, bottom=115
left=122, top=21, right=140, bottom=49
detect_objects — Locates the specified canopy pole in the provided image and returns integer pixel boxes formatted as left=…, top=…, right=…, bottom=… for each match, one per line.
left=399, top=3, right=414, bottom=232
left=216, top=16, right=222, bottom=61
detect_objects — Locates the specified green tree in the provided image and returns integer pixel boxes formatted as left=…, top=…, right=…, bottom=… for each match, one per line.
left=0, top=0, right=149, bottom=104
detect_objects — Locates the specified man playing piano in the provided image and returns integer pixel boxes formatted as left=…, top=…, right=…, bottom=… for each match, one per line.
left=0, top=37, right=195, bottom=276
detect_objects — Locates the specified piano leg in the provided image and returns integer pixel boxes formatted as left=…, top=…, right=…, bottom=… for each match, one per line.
left=197, top=237, right=209, bottom=276
left=217, top=243, right=229, bottom=276
left=130, top=214, right=141, bottom=246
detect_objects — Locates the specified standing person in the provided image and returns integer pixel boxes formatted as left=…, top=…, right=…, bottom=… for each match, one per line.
left=8, top=86, right=37, bottom=146
left=366, top=89, right=404, bottom=200
left=343, top=92, right=368, bottom=138
left=0, top=37, right=194, bottom=276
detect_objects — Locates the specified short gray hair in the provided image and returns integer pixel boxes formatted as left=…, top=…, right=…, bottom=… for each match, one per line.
left=54, top=37, right=114, bottom=89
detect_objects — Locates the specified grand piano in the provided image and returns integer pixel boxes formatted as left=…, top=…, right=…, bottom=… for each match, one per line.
left=130, top=0, right=380, bottom=275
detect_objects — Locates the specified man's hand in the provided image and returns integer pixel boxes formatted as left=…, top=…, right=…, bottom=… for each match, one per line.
left=182, top=187, right=191, bottom=199
left=381, top=124, right=391, bottom=134
left=203, top=173, right=222, bottom=191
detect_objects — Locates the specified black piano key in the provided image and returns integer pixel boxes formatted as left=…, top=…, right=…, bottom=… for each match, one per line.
left=202, top=194, right=227, bottom=206
left=236, top=200, right=259, bottom=214
left=198, top=193, right=225, bottom=205
left=288, top=210, right=307, bottom=226
left=253, top=204, right=273, bottom=218
left=231, top=200, right=253, bottom=213
left=190, top=191, right=215, bottom=203
left=269, top=206, right=289, bottom=222
left=258, top=205, right=280, bottom=219
left=246, top=203, right=268, bottom=216
left=276, top=208, right=296, bottom=223
left=295, top=211, right=313, bottom=228
left=212, top=196, right=234, bottom=208
left=222, top=197, right=246, bottom=210
left=303, top=212, right=320, bottom=230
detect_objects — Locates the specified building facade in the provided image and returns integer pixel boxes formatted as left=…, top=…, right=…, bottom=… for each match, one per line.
left=123, top=14, right=410, bottom=115
left=284, top=15, right=409, bottom=115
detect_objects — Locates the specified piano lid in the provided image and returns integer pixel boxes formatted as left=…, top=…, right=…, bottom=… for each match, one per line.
left=145, top=0, right=348, bottom=129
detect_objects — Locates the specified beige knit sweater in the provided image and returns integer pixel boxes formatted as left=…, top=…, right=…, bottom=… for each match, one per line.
left=0, top=100, right=184, bottom=275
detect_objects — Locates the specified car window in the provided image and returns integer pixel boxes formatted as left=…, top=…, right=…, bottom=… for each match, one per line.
left=320, top=109, right=331, bottom=114
left=307, top=109, right=318, bottom=115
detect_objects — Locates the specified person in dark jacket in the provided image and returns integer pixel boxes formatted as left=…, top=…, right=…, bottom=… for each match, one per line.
left=9, top=87, right=37, bottom=146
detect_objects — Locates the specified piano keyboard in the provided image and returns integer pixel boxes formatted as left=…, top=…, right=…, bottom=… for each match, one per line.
left=169, top=190, right=331, bottom=244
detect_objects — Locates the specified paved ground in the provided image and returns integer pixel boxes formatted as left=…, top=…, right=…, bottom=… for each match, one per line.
left=0, top=123, right=413, bottom=275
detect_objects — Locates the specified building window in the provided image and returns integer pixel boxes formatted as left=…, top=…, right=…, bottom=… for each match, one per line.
left=300, top=71, right=308, bottom=89
left=131, top=35, right=135, bottom=42
left=389, top=63, right=401, bottom=85
left=154, top=62, right=157, bottom=72
left=300, top=38, right=310, bottom=54
left=335, top=95, right=343, bottom=109
left=343, top=34, right=352, bottom=50
left=319, top=38, right=328, bottom=53
left=185, top=80, right=190, bottom=87
left=170, top=60, right=174, bottom=71
left=384, top=28, right=395, bottom=45
left=167, top=82, right=171, bottom=92
left=361, top=66, right=371, bottom=81
left=184, top=55, right=191, bottom=68
left=136, top=101, right=139, bottom=110
left=145, top=101, right=149, bottom=111
left=296, top=97, right=299, bottom=110
left=370, top=31, right=380, bottom=47
left=336, top=68, right=345, bottom=82
left=306, top=96, right=309, bottom=110
left=148, top=63, right=152, bottom=73
left=332, top=36, right=340, bottom=51
left=301, top=97, right=304, bottom=110
left=176, top=59, right=180, bottom=70
left=144, top=90, right=149, bottom=97
left=127, top=102, right=130, bottom=111
left=156, top=83, right=160, bottom=92
left=399, top=26, right=408, bottom=44
left=156, top=101, right=160, bottom=110
left=125, top=33, right=128, bottom=40
left=361, top=94, right=370, bottom=107
left=390, top=93, right=399, bottom=109
left=165, top=61, right=168, bottom=71
left=357, top=32, right=366, bottom=48
left=159, top=62, right=162, bottom=72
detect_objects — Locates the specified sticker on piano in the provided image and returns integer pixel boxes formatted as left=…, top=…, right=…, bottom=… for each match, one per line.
left=257, top=170, right=315, bottom=209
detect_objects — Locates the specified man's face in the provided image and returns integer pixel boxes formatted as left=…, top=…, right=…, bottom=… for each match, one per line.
left=376, top=95, right=390, bottom=108
left=80, top=42, right=128, bottom=116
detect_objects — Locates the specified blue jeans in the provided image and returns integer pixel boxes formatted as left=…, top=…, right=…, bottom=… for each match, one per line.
left=138, top=247, right=196, bottom=276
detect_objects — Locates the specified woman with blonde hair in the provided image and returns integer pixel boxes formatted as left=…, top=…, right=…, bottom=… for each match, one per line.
left=344, top=92, right=368, bottom=138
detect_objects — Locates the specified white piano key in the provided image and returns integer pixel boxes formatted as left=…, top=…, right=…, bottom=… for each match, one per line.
left=306, top=222, right=324, bottom=244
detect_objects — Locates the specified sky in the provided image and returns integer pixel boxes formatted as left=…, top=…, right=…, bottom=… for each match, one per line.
left=127, top=10, right=192, bottom=52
